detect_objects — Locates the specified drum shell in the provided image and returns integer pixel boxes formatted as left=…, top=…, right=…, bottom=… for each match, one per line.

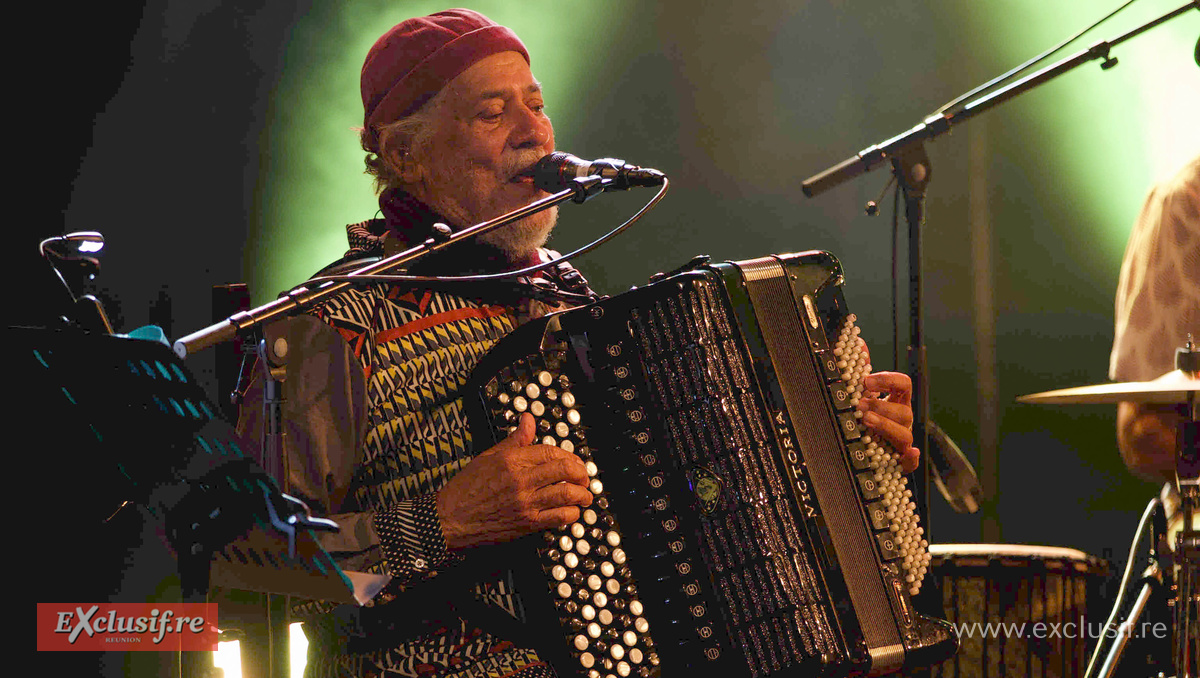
left=926, top=544, right=1109, bottom=678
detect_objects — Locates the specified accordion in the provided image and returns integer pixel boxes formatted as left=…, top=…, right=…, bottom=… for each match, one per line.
left=464, top=252, right=957, bottom=677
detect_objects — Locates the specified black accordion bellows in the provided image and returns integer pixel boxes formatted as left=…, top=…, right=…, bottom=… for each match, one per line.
left=464, top=251, right=957, bottom=677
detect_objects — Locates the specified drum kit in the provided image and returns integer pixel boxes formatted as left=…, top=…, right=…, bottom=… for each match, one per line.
left=922, top=343, right=1198, bottom=678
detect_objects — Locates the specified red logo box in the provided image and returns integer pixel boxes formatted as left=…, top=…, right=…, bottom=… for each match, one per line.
left=37, top=603, right=218, bottom=651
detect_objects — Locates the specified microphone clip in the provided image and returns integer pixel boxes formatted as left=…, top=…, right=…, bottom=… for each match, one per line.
left=568, top=175, right=607, bottom=204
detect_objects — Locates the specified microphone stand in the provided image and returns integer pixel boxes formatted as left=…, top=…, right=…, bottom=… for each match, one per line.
left=173, top=177, right=605, bottom=359
left=800, top=2, right=1196, bottom=549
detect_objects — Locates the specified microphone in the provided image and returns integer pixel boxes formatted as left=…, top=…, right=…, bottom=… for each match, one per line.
left=530, top=152, right=665, bottom=192
left=927, top=420, right=983, bottom=514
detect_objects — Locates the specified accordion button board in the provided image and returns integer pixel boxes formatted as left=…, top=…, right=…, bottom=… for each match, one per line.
left=465, top=251, right=957, bottom=678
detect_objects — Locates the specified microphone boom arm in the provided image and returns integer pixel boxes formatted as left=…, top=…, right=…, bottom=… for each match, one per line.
left=800, top=1, right=1195, bottom=198
left=173, top=177, right=605, bottom=360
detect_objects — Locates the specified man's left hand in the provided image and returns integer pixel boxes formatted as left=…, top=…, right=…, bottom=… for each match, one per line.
left=858, top=371, right=920, bottom=473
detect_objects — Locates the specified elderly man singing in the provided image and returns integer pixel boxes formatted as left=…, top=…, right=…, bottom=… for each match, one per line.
left=238, top=9, right=921, bottom=678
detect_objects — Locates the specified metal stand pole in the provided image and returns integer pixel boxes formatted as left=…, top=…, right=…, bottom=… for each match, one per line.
left=1097, top=564, right=1163, bottom=678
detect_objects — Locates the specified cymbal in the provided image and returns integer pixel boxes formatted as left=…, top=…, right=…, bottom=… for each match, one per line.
left=1017, top=370, right=1200, bottom=405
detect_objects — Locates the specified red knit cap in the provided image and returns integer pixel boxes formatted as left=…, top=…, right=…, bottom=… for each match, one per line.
left=361, top=9, right=529, bottom=152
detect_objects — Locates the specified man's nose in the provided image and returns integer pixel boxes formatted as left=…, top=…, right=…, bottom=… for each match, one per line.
left=512, top=105, right=552, bottom=150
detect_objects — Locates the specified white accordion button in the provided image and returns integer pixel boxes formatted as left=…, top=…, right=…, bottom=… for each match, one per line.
left=556, top=421, right=571, bottom=438
left=585, top=461, right=599, bottom=477
left=560, top=440, right=575, bottom=453
left=587, top=622, right=601, bottom=639
left=567, top=409, right=581, bottom=425
left=576, top=539, right=592, bottom=556
left=600, top=561, right=615, bottom=577
left=583, top=509, right=597, bottom=525
left=634, top=617, right=649, bottom=633
left=590, top=479, right=604, bottom=495
left=575, top=634, right=590, bottom=650
left=610, top=644, right=625, bottom=661
left=537, top=371, right=553, bottom=387
left=598, top=608, right=613, bottom=625
left=513, top=396, right=528, bottom=412
left=557, top=583, right=572, bottom=598
left=606, top=578, right=620, bottom=595
left=622, top=630, right=637, bottom=647
left=629, top=648, right=644, bottom=664
left=580, top=652, right=595, bottom=669
left=552, top=565, right=567, bottom=581
left=561, top=392, right=576, bottom=408
left=617, top=661, right=631, bottom=677
left=606, top=531, right=621, bottom=547
left=560, top=536, right=574, bottom=552
left=613, top=548, right=627, bottom=565
left=629, top=599, right=643, bottom=616
left=531, top=400, right=546, bottom=417
left=564, top=552, right=580, bottom=569
left=588, top=574, right=603, bottom=591
left=593, top=592, right=608, bottom=608
left=525, top=383, right=540, bottom=399
left=581, top=604, right=596, bottom=620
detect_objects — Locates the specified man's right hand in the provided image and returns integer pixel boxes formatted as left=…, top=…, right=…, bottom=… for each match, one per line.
left=435, top=412, right=593, bottom=550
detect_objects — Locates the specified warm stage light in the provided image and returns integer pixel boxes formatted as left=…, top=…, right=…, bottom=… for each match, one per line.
left=211, top=622, right=309, bottom=678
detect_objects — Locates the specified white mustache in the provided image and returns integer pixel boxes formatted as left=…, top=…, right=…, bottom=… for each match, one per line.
left=505, top=152, right=550, bottom=181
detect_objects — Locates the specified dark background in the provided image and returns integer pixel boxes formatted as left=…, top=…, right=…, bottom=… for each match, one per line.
left=25, top=2, right=1199, bottom=671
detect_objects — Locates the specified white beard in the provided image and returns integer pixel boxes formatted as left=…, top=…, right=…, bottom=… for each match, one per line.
left=475, top=206, right=558, bottom=260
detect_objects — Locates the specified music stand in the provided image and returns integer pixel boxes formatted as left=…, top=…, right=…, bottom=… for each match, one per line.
left=12, top=326, right=375, bottom=678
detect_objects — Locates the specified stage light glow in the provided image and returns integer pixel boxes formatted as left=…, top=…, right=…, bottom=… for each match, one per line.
left=212, top=638, right=241, bottom=678
left=954, top=0, right=1200, bottom=267
left=211, top=622, right=308, bottom=678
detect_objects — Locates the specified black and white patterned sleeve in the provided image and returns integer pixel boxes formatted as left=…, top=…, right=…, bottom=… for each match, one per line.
left=372, top=493, right=460, bottom=583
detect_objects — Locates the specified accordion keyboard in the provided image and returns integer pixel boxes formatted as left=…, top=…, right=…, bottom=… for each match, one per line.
left=483, top=359, right=661, bottom=678
left=833, top=314, right=931, bottom=595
